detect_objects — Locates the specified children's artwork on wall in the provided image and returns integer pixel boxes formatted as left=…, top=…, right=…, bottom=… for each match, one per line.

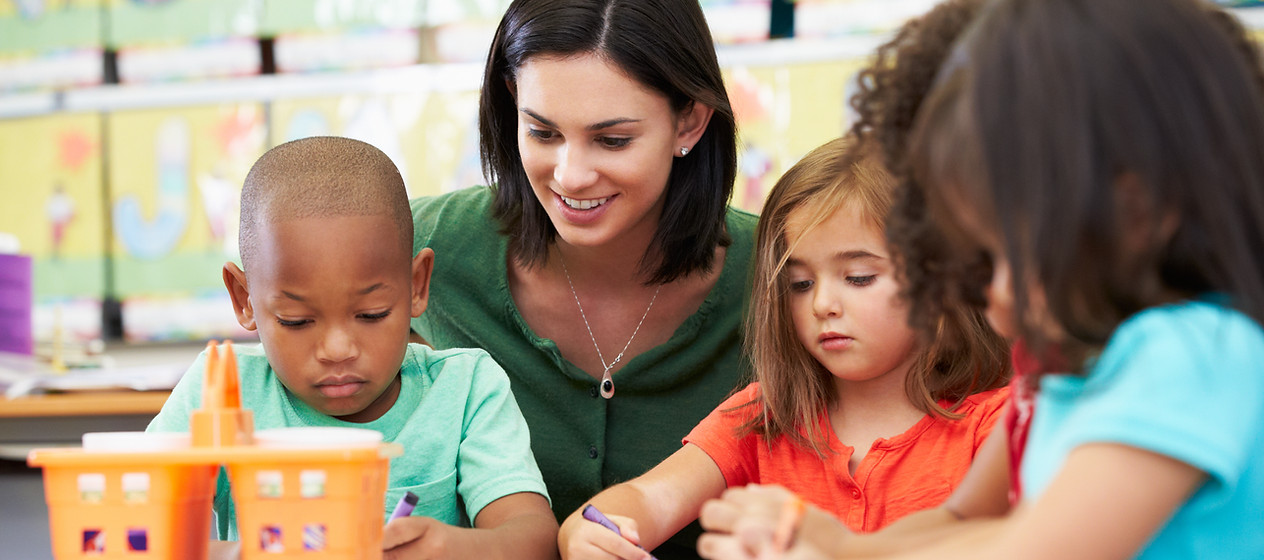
left=106, top=103, right=265, bottom=341
left=0, top=0, right=104, bottom=91
left=0, top=112, right=106, bottom=342
left=724, top=58, right=862, bottom=212
left=271, top=87, right=481, bottom=198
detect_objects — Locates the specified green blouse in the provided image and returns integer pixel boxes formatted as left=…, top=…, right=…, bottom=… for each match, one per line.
left=410, top=186, right=756, bottom=558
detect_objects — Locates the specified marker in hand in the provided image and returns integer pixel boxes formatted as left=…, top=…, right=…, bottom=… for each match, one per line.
left=388, top=491, right=419, bottom=523
left=582, top=504, right=659, bottom=560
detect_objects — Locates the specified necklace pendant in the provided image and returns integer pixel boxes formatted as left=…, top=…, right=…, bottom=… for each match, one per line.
left=600, top=369, right=615, bottom=399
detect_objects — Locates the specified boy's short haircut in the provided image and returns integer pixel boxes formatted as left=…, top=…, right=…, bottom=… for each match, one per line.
left=238, top=136, right=413, bottom=272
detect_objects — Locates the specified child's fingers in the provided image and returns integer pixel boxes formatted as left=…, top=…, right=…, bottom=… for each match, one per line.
left=604, top=513, right=644, bottom=545
left=699, top=496, right=741, bottom=532
left=381, top=515, right=431, bottom=551
left=697, top=533, right=759, bottom=560
left=564, top=522, right=653, bottom=560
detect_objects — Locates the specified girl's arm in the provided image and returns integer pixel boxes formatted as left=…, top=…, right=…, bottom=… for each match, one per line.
left=381, top=491, right=558, bottom=560
left=559, top=443, right=728, bottom=560
left=697, top=406, right=1014, bottom=559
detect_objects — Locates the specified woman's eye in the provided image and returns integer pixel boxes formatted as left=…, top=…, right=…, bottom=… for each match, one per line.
left=277, top=318, right=311, bottom=328
left=527, top=128, right=556, bottom=141
left=847, top=275, right=877, bottom=287
left=598, top=136, right=632, bottom=149
left=359, top=311, right=391, bottom=322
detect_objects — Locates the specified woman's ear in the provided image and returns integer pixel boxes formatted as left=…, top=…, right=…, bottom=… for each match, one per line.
left=222, top=262, right=257, bottom=331
left=675, top=101, right=715, bottom=156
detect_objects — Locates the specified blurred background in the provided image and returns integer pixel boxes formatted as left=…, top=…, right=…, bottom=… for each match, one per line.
left=1, top=0, right=1263, bottom=349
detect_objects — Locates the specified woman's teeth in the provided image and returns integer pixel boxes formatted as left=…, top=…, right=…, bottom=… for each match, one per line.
left=561, top=195, right=609, bottom=210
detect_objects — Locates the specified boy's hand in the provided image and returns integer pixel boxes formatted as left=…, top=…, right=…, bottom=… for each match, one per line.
left=383, top=516, right=470, bottom=560
left=559, top=510, right=653, bottom=560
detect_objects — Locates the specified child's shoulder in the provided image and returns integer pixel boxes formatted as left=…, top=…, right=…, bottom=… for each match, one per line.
left=1112, top=299, right=1264, bottom=359
left=402, top=343, right=507, bottom=386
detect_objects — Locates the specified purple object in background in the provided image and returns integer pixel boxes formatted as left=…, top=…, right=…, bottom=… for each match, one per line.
left=0, top=254, right=32, bottom=355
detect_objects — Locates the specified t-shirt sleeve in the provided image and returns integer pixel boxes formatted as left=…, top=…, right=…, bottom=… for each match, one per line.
left=971, top=387, right=1011, bottom=450
left=145, top=350, right=209, bottom=433
left=683, top=383, right=763, bottom=488
left=455, top=352, right=551, bottom=522
left=1045, top=306, right=1264, bottom=495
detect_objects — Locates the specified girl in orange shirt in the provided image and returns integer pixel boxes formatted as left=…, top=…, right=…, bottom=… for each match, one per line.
left=556, top=135, right=1010, bottom=560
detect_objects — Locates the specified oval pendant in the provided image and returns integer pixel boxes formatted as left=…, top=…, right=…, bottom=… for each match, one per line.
left=600, top=369, right=615, bottom=399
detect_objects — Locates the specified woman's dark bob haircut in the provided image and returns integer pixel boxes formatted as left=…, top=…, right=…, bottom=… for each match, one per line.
left=479, top=0, right=738, bottom=284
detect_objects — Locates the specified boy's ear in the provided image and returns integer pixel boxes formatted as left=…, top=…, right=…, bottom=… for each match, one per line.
left=410, top=248, right=435, bottom=318
left=223, top=262, right=258, bottom=331
left=674, top=101, right=715, bottom=156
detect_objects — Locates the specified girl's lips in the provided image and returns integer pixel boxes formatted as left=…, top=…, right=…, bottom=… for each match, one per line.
left=819, top=334, right=854, bottom=351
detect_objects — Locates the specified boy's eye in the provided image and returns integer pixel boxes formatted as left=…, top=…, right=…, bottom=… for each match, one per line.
left=598, top=136, right=632, bottom=149
left=277, top=318, right=311, bottom=328
left=789, top=279, right=814, bottom=293
left=847, top=275, right=877, bottom=287
left=359, top=310, right=391, bottom=322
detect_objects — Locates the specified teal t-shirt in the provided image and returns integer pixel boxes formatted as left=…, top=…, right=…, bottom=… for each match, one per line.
left=410, top=186, right=756, bottom=558
left=147, top=343, right=548, bottom=541
left=1022, top=300, right=1264, bottom=558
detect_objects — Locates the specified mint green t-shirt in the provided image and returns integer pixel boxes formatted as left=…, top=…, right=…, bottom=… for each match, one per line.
left=147, top=343, right=548, bottom=541
left=410, top=186, right=757, bottom=558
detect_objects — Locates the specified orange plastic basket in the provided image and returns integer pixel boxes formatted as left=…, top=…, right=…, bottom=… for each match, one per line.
left=28, top=341, right=401, bottom=560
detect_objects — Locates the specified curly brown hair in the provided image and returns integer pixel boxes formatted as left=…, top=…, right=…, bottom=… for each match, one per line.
left=846, top=0, right=993, bottom=342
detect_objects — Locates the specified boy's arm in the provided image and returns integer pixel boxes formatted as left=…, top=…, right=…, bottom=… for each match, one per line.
left=382, top=491, right=558, bottom=560
left=558, top=443, right=728, bottom=560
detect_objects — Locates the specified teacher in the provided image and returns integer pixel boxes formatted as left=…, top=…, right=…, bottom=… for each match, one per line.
left=409, top=0, right=756, bottom=557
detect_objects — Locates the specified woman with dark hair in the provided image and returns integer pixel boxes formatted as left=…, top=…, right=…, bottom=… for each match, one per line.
left=409, top=1, right=755, bottom=556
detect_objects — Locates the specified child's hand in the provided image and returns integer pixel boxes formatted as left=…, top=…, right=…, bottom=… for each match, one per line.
left=559, top=510, right=653, bottom=560
left=697, top=485, right=846, bottom=560
left=382, top=516, right=470, bottom=560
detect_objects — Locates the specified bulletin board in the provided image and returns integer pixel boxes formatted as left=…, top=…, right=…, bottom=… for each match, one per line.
left=0, top=112, right=106, bottom=341
left=106, top=103, right=265, bottom=341
left=270, top=88, right=483, bottom=199
left=724, top=57, right=865, bottom=212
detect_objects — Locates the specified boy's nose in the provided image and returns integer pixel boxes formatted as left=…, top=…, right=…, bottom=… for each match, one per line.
left=317, top=324, right=358, bottom=363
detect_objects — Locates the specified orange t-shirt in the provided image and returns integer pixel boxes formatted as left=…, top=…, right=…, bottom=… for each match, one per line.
left=684, top=383, right=1009, bottom=533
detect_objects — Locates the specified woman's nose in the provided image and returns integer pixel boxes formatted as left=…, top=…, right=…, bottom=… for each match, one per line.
left=553, top=144, right=599, bottom=192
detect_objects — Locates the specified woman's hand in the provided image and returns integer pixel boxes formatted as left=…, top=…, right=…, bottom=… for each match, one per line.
left=559, top=510, right=654, bottom=560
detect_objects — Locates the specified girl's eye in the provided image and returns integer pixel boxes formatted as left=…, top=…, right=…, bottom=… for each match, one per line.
left=527, top=128, right=556, bottom=141
left=598, top=136, right=632, bottom=149
left=847, top=275, right=877, bottom=287
left=359, top=310, right=391, bottom=322
left=277, top=318, right=311, bottom=328
left=789, top=279, right=814, bottom=293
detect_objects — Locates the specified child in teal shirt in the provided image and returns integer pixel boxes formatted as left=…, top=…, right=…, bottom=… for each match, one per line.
left=147, top=136, right=556, bottom=559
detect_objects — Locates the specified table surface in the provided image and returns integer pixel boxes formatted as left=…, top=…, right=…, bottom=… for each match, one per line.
left=0, top=390, right=170, bottom=418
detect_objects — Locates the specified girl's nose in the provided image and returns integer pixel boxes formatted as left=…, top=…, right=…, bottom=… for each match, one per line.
left=812, top=283, right=843, bottom=318
left=553, top=144, right=599, bottom=192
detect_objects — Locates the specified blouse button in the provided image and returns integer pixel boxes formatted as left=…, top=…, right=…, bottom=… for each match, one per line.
left=851, top=488, right=862, bottom=499
left=588, top=445, right=599, bottom=459
left=589, top=386, right=599, bottom=398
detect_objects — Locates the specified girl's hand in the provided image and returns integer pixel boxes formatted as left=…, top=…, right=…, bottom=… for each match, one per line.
left=382, top=516, right=470, bottom=560
left=559, top=510, right=654, bottom=560
left=698, top=485, right=848, bottom=560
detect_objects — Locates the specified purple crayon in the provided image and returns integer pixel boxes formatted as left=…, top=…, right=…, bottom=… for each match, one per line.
left=388, top=491, right=419, bottom=522
left=581, top=504, right=659, bottom=560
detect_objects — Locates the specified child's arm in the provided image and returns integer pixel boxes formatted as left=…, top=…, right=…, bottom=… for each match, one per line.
left=382, top=490, right=557, bottom=560
left=697, top=404, right=1014, bottom=559
left=559, top=443, right=727, bottom=560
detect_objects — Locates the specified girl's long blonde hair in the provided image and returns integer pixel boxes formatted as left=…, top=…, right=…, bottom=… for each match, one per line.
left=739, top=135, right=1010, bottom=455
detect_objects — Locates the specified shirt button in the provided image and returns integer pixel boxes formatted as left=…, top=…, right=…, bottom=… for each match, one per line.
left=590, top=386, right=599, bottom=398
left=588, top=445, right=599, bottom=459
left=851, top=488, right=862, bottom=499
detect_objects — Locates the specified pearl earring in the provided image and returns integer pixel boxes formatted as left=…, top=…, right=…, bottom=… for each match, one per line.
left=679, top=146, right=690, bottom=156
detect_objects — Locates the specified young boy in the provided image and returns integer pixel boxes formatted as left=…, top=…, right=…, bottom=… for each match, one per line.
left=146, top=136, right=558, bottom=559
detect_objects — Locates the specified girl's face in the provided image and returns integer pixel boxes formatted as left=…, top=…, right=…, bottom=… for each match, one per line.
left=784, top=203, right=920, bottom=389
left=514, top=53, right=682, bottom=252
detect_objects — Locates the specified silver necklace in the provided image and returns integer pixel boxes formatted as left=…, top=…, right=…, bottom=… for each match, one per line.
left=559, top=254, right=661, bottom=399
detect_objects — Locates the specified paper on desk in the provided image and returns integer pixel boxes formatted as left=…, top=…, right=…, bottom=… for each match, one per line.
left=0, top=351, right=186, bottom=399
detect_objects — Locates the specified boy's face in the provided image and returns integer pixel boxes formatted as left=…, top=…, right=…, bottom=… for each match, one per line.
left=224, top=214, right=432, bottom=423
